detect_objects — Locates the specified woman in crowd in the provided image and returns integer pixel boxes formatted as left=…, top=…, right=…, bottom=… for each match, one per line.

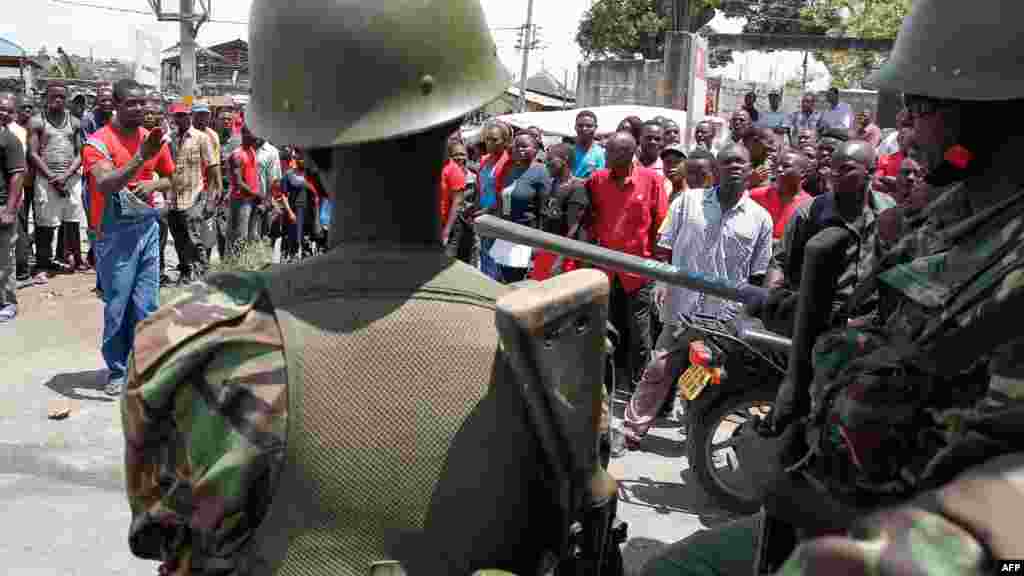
left=617, top=116, right=643, bottom=142
left=530, top=142, right=588, bottom=281
left=474, top=120, right=512, bottom=280
left=490, top=132, right=550, bottom=283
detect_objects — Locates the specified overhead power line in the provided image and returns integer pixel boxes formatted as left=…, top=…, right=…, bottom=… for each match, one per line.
left=49, top=0, right=530, bottom=31
left=48, top=0, right=248, bottom=24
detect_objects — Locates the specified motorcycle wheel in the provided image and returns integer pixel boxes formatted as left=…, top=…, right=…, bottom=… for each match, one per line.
left=687, top=385, right=776, bottom=515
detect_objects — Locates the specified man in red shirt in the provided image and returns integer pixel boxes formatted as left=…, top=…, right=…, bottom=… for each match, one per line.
left=874, top=126, right=915, bottom=197
left=226, top=124, right=260, bottom=258
left=82, top=78, right=174, bottom=396
left=586, top=130, right=668, bottom=388
left=749, top=148, right=812, bottom=240
left=439, top=140, right=467, bottom=248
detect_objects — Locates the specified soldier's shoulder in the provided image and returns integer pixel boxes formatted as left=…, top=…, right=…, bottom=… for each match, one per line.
left=780, top=507, right=988, bottom=576
left=131, top=270, right=282, bottom=378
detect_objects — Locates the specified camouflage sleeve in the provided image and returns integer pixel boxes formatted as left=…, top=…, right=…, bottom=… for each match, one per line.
left=778, top=452, right=1024, bottom=576
left=121, top=272, right=287, bottom=571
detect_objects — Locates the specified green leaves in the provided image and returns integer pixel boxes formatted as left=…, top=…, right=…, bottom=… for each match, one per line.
left=575, top=0, right=908, bottom=83
left=576, top=0, right=716, bottom=60
left=801, top=0, right=912, bottom=87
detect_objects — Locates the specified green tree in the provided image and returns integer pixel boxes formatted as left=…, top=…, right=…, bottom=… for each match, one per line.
left=576, top=0, right=716, bottom=61
left=801, top=0, right=911, bottom=87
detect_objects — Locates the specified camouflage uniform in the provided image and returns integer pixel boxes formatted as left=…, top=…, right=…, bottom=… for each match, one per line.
left=774, top=180, right=1024, bottom=576
left=642, top=181, right=1024, bottom=576
left=122, top=272, right=286, bottom=572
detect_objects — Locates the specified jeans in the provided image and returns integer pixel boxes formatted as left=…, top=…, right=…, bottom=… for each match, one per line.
left=641, top=515, right=759, bottom=576
left=284, top=202, right=305, bottom=261
left=228, top=196, right=254, bottom=257
left=97, top=218, right=160, bottom=382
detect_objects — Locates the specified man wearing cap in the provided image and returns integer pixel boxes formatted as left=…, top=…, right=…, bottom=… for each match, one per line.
left=660, top=143, right=688, bottom=204
left=189, top=100, right=222, bottom=273
left=166, top=102, right=216, bottom=285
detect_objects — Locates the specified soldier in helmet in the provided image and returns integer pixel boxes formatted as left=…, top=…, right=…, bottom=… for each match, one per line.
left=641, top=1, right=1024, bottom=574
left=121, top=1, right=611, bottom=575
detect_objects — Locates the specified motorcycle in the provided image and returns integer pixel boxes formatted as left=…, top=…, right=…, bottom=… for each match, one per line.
left=675, top=313, right=791, bottom=515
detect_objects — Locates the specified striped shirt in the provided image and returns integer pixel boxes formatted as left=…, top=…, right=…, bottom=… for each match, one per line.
left=658, top=187, right=773, bottom=324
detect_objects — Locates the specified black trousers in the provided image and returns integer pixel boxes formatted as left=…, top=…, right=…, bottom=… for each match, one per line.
left=609, top=277, right=654, bottom=389
left=160, top=209, right=198, bottom=276
left=444, top=210, right=480, bottom=267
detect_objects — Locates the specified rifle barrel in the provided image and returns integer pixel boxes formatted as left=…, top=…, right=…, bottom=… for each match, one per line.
left=474, top=215, right=768, bottom=307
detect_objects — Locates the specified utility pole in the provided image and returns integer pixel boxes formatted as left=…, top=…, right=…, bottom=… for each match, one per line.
left=801, top=50, right=809, bottom=92
left=180, top=0, right=196, bottom=101
left=563, top=68, right=569, bottom=110
left=517, top=0, right=535, bottom=113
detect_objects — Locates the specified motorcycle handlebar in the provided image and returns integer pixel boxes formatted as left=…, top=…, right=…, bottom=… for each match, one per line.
left=474, top=215, right=770, bottom=308
left=738, top=327, right=793, bottom=354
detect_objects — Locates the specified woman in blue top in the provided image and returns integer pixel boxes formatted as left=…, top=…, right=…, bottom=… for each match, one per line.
left=492, top=133, right=550, bottom=283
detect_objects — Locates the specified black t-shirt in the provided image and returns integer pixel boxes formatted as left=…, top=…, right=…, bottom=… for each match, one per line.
left=538, top=176, right=590, bottom=236
left=0, top=127, right=26, bottom=207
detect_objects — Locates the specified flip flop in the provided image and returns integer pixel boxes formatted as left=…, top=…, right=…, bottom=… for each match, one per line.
left=0, top=305, right=17, bottom=322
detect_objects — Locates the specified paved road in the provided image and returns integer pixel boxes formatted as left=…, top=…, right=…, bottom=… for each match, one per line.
left=1, top=250, right=731, bottom=575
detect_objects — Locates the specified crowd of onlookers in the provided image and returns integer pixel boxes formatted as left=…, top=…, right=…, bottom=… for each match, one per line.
left=433, top=92, right=923, bottom=450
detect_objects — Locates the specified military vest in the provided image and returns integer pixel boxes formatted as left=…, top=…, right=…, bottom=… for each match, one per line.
left=246, top=245, right=557, bottom=576
left=795, top=184, right=1024, bottom=509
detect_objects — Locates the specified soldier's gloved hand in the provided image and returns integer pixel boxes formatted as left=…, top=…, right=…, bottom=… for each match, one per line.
left=744, top=287, right=798, bottom=337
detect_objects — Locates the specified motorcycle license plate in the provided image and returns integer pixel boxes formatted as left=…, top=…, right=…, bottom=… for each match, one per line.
left=678, top=364, right=712, bottom=401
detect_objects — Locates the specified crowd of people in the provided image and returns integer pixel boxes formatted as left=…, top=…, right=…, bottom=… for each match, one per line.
left=0, top=76, right=921, bottom=403
left=0, top=79, right=331, bottom=394
left=434, top=95, right=923, bottom=451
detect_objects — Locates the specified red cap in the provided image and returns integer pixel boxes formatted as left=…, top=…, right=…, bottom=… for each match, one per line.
left=168, top=102, right=191, bottom=115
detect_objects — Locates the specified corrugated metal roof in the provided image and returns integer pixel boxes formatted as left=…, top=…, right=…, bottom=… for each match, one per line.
left=0, top=37, right=27, bottom=59
left=505, top=86, right=573, bottom=108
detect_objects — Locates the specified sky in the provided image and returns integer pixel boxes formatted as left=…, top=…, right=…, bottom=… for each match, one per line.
left=2, top=0, right=829, bottom=92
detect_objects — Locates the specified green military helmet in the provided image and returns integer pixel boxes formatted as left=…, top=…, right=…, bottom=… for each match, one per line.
left=871, top=0, right=1024, bottom=100
left=247, top=0, right=512, bottom=147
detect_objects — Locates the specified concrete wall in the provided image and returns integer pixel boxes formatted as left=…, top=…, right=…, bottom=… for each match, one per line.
left=576, top=60, right=666, bottom=108
left=713, top=79, right=879, bottom=124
